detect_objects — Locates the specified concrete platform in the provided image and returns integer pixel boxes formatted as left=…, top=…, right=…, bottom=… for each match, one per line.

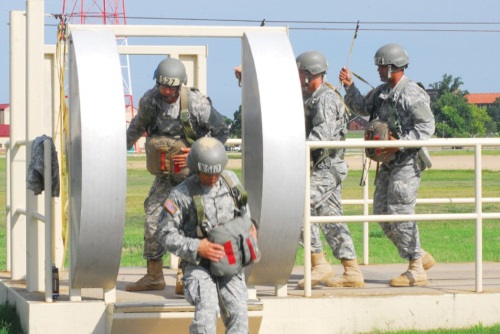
left=1, top=262, right=500, bottom=333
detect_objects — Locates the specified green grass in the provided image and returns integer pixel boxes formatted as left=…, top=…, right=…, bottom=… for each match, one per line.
left=0, top=302, right=24, bottom=334
left=121, top=155, right=500, bottom=268
left=368, top=323, right=500, bottom=334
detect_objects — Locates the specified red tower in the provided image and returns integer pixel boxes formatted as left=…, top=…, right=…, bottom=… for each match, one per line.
left=61, top=0, right=134, bottom=118
left=62, top=0, right=127, bottom=25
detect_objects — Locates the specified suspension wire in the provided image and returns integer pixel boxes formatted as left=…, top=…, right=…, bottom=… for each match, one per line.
left=49, top=13, right=500, bottom=33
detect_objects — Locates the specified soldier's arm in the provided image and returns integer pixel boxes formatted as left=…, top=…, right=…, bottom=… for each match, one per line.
left=126, top=97, right=150, bottom=150
left=400, top=89, right=435, bottom=142
left=157, top=194, right=202, bottom=264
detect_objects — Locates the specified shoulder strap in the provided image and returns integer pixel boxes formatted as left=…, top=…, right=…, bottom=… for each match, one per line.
left=186, top=173, right=247, bottom=237
left=387, top=77, right=410, bottom=139
left=179, top=86, right=198, bottom=145
left=324, top=82, right=351, bottom=117
left=185, top=178, right=208, bottom=238
left=220, top=171, right=248, bottom=209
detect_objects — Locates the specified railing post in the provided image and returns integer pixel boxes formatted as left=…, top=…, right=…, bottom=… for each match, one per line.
left=43, top=140, right=54, bottom=302
left=474, top=144, right=483, bottom=292
left=304, top=148, right=312, bottom=297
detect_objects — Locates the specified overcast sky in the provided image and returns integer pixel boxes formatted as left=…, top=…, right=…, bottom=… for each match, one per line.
left=1, top=0, right=500, bottom=118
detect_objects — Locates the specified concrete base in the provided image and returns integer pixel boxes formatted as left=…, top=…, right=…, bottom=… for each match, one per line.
left=1, top=262, right=500, bottom=334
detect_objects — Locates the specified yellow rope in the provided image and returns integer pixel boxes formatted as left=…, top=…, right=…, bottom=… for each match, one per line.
left=55, top=18, right=70, bottom=270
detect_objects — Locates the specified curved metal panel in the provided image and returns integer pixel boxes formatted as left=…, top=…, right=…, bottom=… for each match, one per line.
left=68, top=30, right=127, bottom=288
left=242, top=31, right=306, bottom=285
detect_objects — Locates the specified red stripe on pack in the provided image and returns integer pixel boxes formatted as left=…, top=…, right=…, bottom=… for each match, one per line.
left=224, top=241, right=236, bottom=265
left=246, top=238, right=257, bottom=260
left=160, top=152, right=166, bottom=171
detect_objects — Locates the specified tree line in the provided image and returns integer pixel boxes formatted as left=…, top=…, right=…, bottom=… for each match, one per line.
left=226, top=74, right=500, bottom=138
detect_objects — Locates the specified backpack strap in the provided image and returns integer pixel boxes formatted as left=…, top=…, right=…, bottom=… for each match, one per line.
left=220, top=171, right=247, bottom=210
left=185, top=178, right=209, bottom=238
left=386, top=76, right=410, bottom=139
left=179, top=86, right=198, bottom=145
left=186, top=172, right=246, bottom=238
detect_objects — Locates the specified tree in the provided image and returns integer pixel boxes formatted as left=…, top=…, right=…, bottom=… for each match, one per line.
left=468, top=104, right=491, bottom=137
left=231, top=105, right=242, bottom=138
left=429, top=74, right=467, bottom=101
left=429, top=74, right=477, bottom=138
left=485, top=97, right=500, bottom=135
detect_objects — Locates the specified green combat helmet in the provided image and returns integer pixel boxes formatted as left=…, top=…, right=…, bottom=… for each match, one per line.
left=187, top=137, right=228, bottom=174
left=374, top=43, right=409, bottom=68
left=296, top=50, right=328, bottom=75
left=154, top=58, right=188, bottom=87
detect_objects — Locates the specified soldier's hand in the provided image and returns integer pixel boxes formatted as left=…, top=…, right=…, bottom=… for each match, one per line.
left=339, top=67, right=353, bottom=87
left=234, top=65, right=242, bottom=87
left=173, top=147, right=190, bottom=168
left=379, top=134, right=399, bottom=158
left=198, top=238, right=225, bottom=262
left=249, top=224, right=257, bottom=240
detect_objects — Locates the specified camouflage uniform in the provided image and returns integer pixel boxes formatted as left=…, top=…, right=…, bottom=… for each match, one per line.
left=127, top=87, right=229, bottom=260
left=302, top=83, right=358, bottom=260
left=344, top=76, right=435, bottom=260
left=157, top=171, right=249, bottom=334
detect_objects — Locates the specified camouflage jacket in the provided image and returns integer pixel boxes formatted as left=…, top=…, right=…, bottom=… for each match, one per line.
left=126, top=87, right=229, bottom=149
left=157, top=171, right=250, bottom=265
left=344, top=76, right=435, bottom=143
left=304, top=83, right=348, bottom=164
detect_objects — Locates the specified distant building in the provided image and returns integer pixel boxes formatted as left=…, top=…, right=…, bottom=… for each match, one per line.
left=348, top=115, right=369, bottom=131
left=0, top=104, right=10, bottom=153
left=465, top=93, right=500, bottom=108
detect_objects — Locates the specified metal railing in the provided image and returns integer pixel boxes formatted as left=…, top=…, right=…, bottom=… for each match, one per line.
left=303, top=137, right=500, bottom=297
left=6, top=139, right=55, bottom=302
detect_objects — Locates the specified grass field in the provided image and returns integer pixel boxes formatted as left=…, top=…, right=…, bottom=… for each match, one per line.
left=1, top=154, right=499, bottom=269
left=0, top=153, right=499, bottom=333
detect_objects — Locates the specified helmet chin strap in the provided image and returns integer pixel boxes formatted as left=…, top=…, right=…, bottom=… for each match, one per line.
left=387, top=65, right=392, bottom=80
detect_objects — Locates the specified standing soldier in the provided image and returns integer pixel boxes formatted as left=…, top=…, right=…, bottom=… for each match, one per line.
left=296, top=50, right=365, bottom=289
left=156, top=137, right=258, bottom=334
left=126, top=58, right=229, bottom=293
left=339, top=43, right=436, bottom=287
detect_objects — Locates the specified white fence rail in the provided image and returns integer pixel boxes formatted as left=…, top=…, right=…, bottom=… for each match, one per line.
left=303, top=137, right=500, bottom=297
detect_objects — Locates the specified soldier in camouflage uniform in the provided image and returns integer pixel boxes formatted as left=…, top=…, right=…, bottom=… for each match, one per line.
left=157, top=137, right=256, bottom=334
left=339, top=43, right=436, bottom=287
left=296, top=51, right=365, bottom=289
left=126, top=58, right=229, bottom=292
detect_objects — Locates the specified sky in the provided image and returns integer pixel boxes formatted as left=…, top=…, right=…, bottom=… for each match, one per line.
left=1, top=0, right=500, bottom=119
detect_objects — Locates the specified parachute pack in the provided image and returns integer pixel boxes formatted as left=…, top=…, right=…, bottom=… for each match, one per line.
left=187, top=171, right=260, bottom=278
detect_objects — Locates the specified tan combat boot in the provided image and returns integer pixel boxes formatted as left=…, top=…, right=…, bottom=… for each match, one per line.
left=125, top=259, right=166, bottom=292
left=297, top=252, right=334, bottom=289
left=325, top=259, right=365, bottom=288
left=421, top=250, right=436, bottom=270
left=390, top=257, right=427, bottom=287
left=175, top=267, right=184, bottom=295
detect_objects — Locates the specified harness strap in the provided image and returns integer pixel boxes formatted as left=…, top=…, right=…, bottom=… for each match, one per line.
left=220, top=172, right=248, bottom=208
left=386, top=76, right=410, bottom=139
left=187, top=171, right=247, bottom=238
left=186, top=179, right=207, bottom=238
left=179, top=86, right=198, bottom=145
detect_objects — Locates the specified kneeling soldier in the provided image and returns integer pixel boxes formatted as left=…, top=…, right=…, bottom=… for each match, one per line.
left=156, top=137, right=259, bottom=334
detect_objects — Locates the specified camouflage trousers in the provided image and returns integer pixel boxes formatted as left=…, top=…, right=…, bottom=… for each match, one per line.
left=143, top=174, right=174, bottom=260
left=301, top=161, right=357, bottom=260
left=183, top=264, right=248, bottom=334
left=374, top=157, right=423, bottom=261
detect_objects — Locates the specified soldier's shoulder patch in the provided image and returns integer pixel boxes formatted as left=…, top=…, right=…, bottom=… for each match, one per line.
left=164, top=199, right=179, bottom=215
